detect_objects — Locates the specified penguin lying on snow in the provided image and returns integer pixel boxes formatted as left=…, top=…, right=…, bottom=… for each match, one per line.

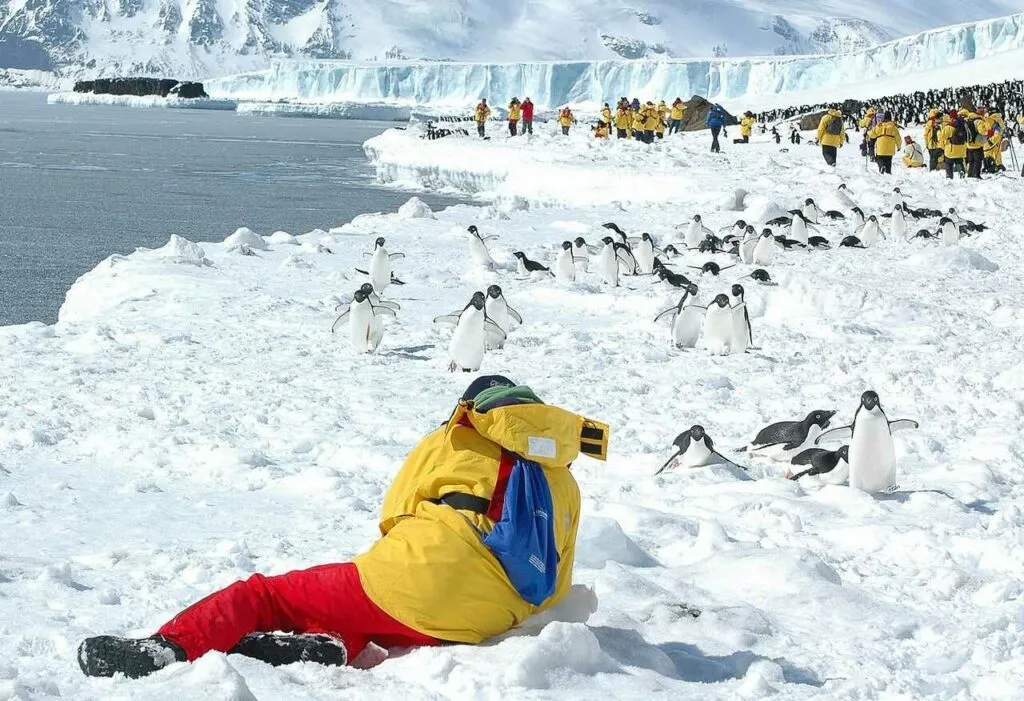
left=656, top=425, right=748, bottom=474
left=653, top=259, right=692, bottom=289
left=738, top=269, right=775, bottom=286
left=689, top=261, right=735, bottom=276
left=742, top=409, right=836, bottom=460
left=433, top=292, right=507, bottom=372
left=816, top=390, right=919, bottom=493
left=787, top=446, right=850, bottom=484
left=839, top=235, right=866, bottom=249
left=512, top=251, right=553, bottom=276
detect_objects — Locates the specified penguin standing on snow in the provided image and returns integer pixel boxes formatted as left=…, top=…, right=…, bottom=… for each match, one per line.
left=655, top=425, right=746, bottom=474
left=743, top=409, right=836, bottom=461
left=889, top=204, right=908, bottom=240
left=850, top=207, right=866, bottom=230
left=789, top=212, right=816, bottom=246
left=572, top=237, right=597, bottom=271
left=467, top=225, right=498, bottom=268
left=331, top=287, right=397, bottom=353
left=729, top=283, right=752, bottom=354
left=702, top=293, right=734, bottom=355
left=857, top=216, right=885, bottom=247
left=801, top=198, right=821, bottom=224
left=836, top=184, right=859, bottom=209
left=739, top=226, right=759, bottom=264
left=683, top=215, right=715, bottom=250
left=484, top=284, right=522, bottom=348
left=433, top=291, right=507, bottom=372
left=555, top=241, right=580, bottom=282
left=359, top=237, right=405, bottom=294
left=654, top=283, right=703, bottom=348
left=628, top=233, right=660, bottom=275
left=787, top=446, right=850, bottom=485
left=752, top=230, right=778, bottom=266
left=597, top=236, right=634, bottom=286
left=939, top=217, right=961, bottom=246
left=816, top=390, right=919, bottom=493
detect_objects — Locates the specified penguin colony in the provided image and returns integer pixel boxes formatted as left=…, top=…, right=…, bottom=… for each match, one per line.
left=328, top=180, right=975, bottom=494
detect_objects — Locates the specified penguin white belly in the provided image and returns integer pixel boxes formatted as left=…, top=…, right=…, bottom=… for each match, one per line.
left=469, top=238, right=494, bottom=267
left=681, top=439, right=714, bottom=468
left=739, top=237, right=757, bottom=264
left=730, top=303, right=749, bottom=354
left=348, top=302, right=375, bottom=353
left=791, top=217, right=808, bottom=245
left=485, top=300, right=509, bottom=349
left=861, top=224, right=880, bottom=247
left=685, top=223, right=702, bottom=249
left=802, top=205, right=818, bottom=224
left=820, top=458, right=850, bottom=486
left=369, top=249, right=391, bottom=293
left=892, top=214, right=907, bottom=239
left=598, top=246, right=619, bottom=286
left=752, top=238, right=776, bottom=265
left=634, top=244, right=654, bottom=275
left=940, top=223, right=959, bottom=246
left=703, top=307, right=733, bottom=355
left=848, top=411, right=897, bottom=492
left=367, top=315, right=385, bottom=352
left=449, top=311, right=486, bottom=371
left=555, top=250, right=576, bottom=282
left=674, top=306, right=703, bottom=348
left=516, top=258, right=529, bottom=276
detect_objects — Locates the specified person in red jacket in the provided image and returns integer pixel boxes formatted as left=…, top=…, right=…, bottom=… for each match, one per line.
left=520, top=97, right=534, bottom=135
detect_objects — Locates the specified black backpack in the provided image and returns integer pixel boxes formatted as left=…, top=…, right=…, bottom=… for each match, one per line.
left=965, top=118, right=979, bottom=144
left=951, top=118, right=968, bottom=146
left=825, top=115, right=843, bottom=136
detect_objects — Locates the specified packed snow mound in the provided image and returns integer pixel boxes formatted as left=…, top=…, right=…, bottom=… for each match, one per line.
left=266, top=231, right=299, bottom=245
left=576, top=517, right=660, bottom=569
left=207, top=13, right=1024, bottom=109
left=906, top=247, right=1000, bottom=272
left=156, top=235, right=211, bottom=266
left=396, top=197, right=435, bottom=220
left=223, top=227, right=270, bottom=251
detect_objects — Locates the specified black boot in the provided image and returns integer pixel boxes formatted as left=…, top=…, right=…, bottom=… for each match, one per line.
left=229, top=633, right=348, bottom=668
left=78, top=635, right=186, bottom=678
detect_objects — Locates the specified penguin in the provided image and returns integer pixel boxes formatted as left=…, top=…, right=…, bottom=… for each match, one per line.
left=801, top=198, right=820, bottom=224
left=947, top=209, right=988, bottom=232
left=683, top=215, right=715, bottom=250
left=912, top=228, right=938, bottom=240
left=850, top=207, right=866, bottom=230
left=839, top=235, right=866, bottom=249
left=720, top=220, right=747, bottom=238
left=572, top=237, right=597, bottom=271
left=789, top=212, right=816, bottom=245
left=856, top=216, right=885, bottom=247
left=628, top=232, right=660, bottom=274
left=752, top=230, right=778, bottom=266
left=433, top=291, right=507, bottom=372
left=467, top=225, right=498, bottom=268
left=696, top=236, right=725, bottom=254
left=787, top=446, right=850, bottom=485
left=764, top=215, right=793, bottom=227
left=729, top=283, right=752, bottom=354
left=655, top=425, right=746, bottom=474
left=331, top=287, right=397, bottom=353
left=836, top=184, right=859, bottom=209
left=662, top=244, right=682, bottom=259
left=702, top=293, right=734, bottom=355
left=555, top=241, right=579, bottom=282
left=822, top=210, right=846, bottom=221
left=739, top=226, right=759, bottom=264
left=815, top=390, right=919, bottom=493
left=361, top=237, right=405, bottom=294
left=774, top=235, right=806, bottom=250
left=807, top=236, right=831, bottom=249
left=602, top=222, right=629, bottom=245
left=888, top=187, right=907, bottom=209
left=653, top=259, right=691, bottom=288
left=513, top=251, right=553, bottom=276
left=740, top=268, right=774, bottom=286
left=597, top=237, right=624, bottom=286
left=889, top=204, right=908, bottom=240
left=654, top=283, right=703, bottom=349
left=939, top=217, right=961, bottom=246
left=689, top=261, right=735, bottom=276
left=484, top=284, right=522, bottom=348
left=342, top=282, right=400, bottom=314
left=743, top=409, right=836, bottom=460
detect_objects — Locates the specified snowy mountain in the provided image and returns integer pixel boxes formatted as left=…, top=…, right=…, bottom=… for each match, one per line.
left=0, top=0, right=1022, bottom=79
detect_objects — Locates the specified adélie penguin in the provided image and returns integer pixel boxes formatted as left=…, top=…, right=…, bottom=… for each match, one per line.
left=656, top=425, right=747, bottom=474
left=572, top=237, right=597, bottom=271
left=433, top=291, right=507, bottom=372
left=815, top=390, right=919, bottom=493
left=729, top=283, right=752, bottom=354
left=555, top=241, right=579, bottom=282
left=857, top=216, right=885, bottom=247
left=752, top=230, right=778, bottom=266
left=787, top=446, right=850, bottom=485
left=331, top=287, right=397, bottom=353
left=702, top=293, right=734, bottom=355
left=359, top=237, right=405, bottom=294
left=654, top=283, right=702, bottom=348
left=484, top=284, right=522, bottom=348
left=743, top=409, right=836, bottom=460
left=628, top=232, right=660, bottom=274
left=683, top=215, right=715, bottom=250
left=467, top=225, right=498, bottom=268
left=513, top=251, right=553, bottom=276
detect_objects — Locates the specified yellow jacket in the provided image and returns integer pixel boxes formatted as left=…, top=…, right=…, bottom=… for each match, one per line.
left=601, top=106, right=612, bottom=124
left=740, top=115, right=755, bottom=137
left=615, top=108, right=631, bottom=130
left=558, top=109, right=574, bottom=127
left=869, top=121, right=901, bottom=157
left=859, top=109, right=876, bottom=129
left=816, top=110, right=845, bottom=147
left=631, top=110, right=646, bottom=131
left=985, top=129, right=1003, bottom=165
left=657, top=102, right=668, bottom=118
left=354, top=400, right=601, bottom=643
left=643, top=107, right=659, bottom=130
left=670, top=104, right=686, bottom=120
left=923, top=118, right=942, bottom=150
left=966, top=116, right=986, bottom=150
left=475, top=103, right=491, bottom=123
left=939, top=121, right=967, bottom=160
left=508, top=103, right=521, bottom=121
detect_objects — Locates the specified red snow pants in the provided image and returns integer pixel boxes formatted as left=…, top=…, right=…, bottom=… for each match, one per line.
left=157, top=562, right=439, bottom=662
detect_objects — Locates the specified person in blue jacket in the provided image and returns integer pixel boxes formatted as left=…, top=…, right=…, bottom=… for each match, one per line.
left=706, top=104, right=727, bottom=153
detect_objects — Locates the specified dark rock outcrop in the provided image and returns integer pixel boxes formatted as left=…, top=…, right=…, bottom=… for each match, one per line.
left=681, top=96, right=738, bottom=131
left=71, top=76, right=207, bottom=98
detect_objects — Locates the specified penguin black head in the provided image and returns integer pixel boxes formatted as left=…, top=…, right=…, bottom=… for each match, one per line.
left=375, top=236, right=386, bottom=248
left=353, top=289, right=369, bottom=303
left=693, top=215, right=703, bottom=222
left=852, top=206, right=863, bottom=214
left=468, top=225, right=478, bottom=234
left=868, top=215, right=878, bottom=222
left=894, top=203, right=903, bottom=211
left=700, top=262, right=721, bottom=275
left=760, top=230, right=773, bottom=239
left=689, top=425, right=706, bottom=441
left=713, top=293, right=730, bottom=307
left=574, top=237, right=588, bottom=247
left=860, top=391, right=880, bottom=410
left=687, top=282, right=699, bottom=295
left=665, top=244, right=680, bottom=255
left=939, top=217, right=954, bottom=226
left=602, top=236, right=614, bottom=245
left=513, top=251, right=526, bottom=260
left=734, top=220, right=747, bottom=228
left=806, top=410, right=836, bottom=427
left=469, top=291, right=486, bottom=309
left=486, top=284, right=502, bottom=299
left=642, top=232, right=653, bottom=242
left=804, top=198, right=814, bottom=206
left=893, top=187, right=902, bottom=194
left=731, top=283, right=744, bottom=298
left=750, top=269, right=771, bottom=283
left=837, top=445, right=850, bottom=462
left=359, top=283, right=375, bottom=294
left=561, top=240, right=573, bottom=250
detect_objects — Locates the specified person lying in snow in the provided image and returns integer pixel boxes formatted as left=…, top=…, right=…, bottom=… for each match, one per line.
left=78, top=376, right=609, bottom=678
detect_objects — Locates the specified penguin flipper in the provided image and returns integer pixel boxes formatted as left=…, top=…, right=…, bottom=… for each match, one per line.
left=484, top=319, right=507, bottom=346
left=710, top=451, right=748, bottom=471
left=815, top=425, right=853, bottom=444
left=372, top=306, right=397, bottom=318
left=377, top=300, right=401, bottom=311
left=791, top=448, right=825, bottom=465
left=330, top=310, right=350, bottom=333
left=788, top=466, right=818, bottom=481
left=507, top=307, right=523, bottom=325
left=388, top=253, right=406, bottom=260
left=432, top=314, right=460, bottom=325
left=653, top=307, right=679, bottom=324
left=888, top=419, right=920, bottom=433
left=654, top=450, right=682, bottom=475
left=354, top=268, right=370, bottom=275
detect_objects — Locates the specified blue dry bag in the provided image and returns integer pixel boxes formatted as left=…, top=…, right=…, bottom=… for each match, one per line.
left=483, top=456, right=558, bottom=606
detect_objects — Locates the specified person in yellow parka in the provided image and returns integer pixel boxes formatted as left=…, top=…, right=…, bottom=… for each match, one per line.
left=733, top=111, right=756, bottom=144
left=601, top=103, right=613, bottom=131
left=939, top=111, right=967, bottom=179
left=669, top=98, right=687, bottom=134
left=78, top=376, right=608, bottom=679
left=860, top=106, right=878, bottom=160
left=558, top=106, right=575, bottom=135
left=868, top=112, right=900, bottom=175
left=964, top=111, right=988, bottom=179
left=902, top=135, right=925, bottom=168
left=983, top=126, right=1004, bottom=172
left=923, top=108, right=943, bottom=171
left=816, top=106, right=846, bottom=166
left=615, top=103, right=631, bottom=139
left=508, top=98, right=521, bottom=138
left=631, top=106, right=646, bottom=142
left=642, top=101, right=659, bottom=143
left=655, top=101, right=668, bottom=139
left=474, top=98, right=491, bottom=138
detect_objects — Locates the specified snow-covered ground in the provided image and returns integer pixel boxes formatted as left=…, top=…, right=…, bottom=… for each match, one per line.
left=3, top=118, right=1024, bottom=700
